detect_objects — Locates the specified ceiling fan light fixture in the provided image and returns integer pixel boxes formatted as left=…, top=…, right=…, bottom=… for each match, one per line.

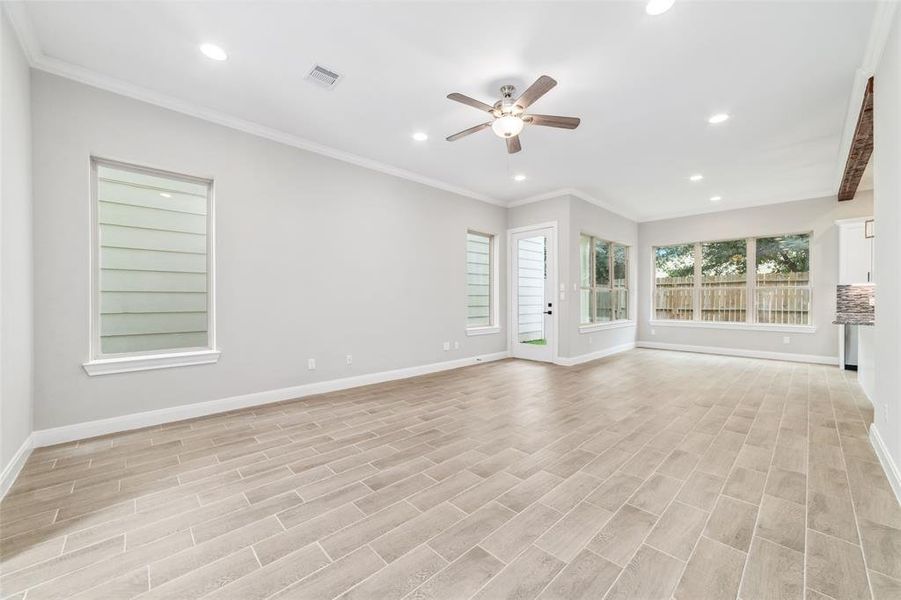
left=491, top=115, right=524, bottom=138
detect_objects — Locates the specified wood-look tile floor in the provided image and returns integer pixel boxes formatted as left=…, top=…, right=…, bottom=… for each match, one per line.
left=2, top=349, right=900, bottom=600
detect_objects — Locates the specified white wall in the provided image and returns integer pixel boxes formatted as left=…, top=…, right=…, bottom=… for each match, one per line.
left=1, top=11, right=34, bottom=479
left=507, top=194, right=638, bottom=360
left=31, top=72, right=507, bottom=430
left=637, top=194, right=873, bottom=361
left=872, top=6, right=901, bottom=481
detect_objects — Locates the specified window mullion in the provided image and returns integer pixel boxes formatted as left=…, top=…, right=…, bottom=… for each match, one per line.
left=747, top=237, right=756, bottom=324
left=589, top=237, right=596, bottom=323
left=693, top=242, right=702, bottom=321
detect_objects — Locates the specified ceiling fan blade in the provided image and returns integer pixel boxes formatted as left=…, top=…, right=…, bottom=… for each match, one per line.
left=506, top=135, right=522, bottom=154
left=526, top=114, right=581, bottom=129
left=447, top=93, right=495, bottom=113
left=446, top=122, right=492, bottom=141
left=515, top=75, right=557, bottom=109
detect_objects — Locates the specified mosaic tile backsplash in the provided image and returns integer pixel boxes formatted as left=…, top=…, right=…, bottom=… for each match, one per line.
left=835, top=284, right=875, bottom=325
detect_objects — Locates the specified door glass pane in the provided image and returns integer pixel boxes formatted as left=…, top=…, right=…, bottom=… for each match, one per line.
left=518, top=236, right=546, bottom=345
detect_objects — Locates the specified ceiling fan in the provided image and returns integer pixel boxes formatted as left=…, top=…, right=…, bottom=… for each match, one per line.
left=445, top=75, right=580, bottom=154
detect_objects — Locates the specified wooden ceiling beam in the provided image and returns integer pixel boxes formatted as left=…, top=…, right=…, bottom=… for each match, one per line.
left=838, top=77, right=874, bottom=201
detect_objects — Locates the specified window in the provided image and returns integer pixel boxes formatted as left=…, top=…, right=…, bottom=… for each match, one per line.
left=580, top=235, right=630, bottom=325
left=755, top=234, right=811, bottom=325
left=85, top=158, right=217, bottom=375
left=466, top=230, right=496, bottom=330
left=701, top=239, right=747, bottom=322
left=654, top=244, right=695, bottom=321
left=653, top=233, right=811, bottom=327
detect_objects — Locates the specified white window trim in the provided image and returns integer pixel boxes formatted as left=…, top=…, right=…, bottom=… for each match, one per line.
left=579, top=320, right=636, bottom=333
left=651, top=231, right=813, bottom=330
left=83, top=350, right=221, bottom=376
left=465, top=228, right=499, bottom=334
left=83, top=157, right=219, bottom=376
left=466, top=325, right=501, bottom=336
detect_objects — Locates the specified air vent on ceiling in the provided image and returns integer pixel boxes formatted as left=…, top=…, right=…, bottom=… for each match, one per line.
left=305, top=65, right=342, bottom=89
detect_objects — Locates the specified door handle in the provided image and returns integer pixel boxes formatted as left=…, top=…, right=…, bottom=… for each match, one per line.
left=544, top=310, right=553, bottom=315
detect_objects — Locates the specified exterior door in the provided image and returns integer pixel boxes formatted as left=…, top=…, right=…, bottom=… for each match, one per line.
left=511, top=225, right=556, bottom=362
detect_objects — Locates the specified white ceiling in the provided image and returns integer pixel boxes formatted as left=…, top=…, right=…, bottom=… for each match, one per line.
left=10, top=1, right=878, bottom=220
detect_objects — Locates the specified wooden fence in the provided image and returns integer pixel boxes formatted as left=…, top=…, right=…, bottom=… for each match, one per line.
left=655, top=272, right=810, bottom=324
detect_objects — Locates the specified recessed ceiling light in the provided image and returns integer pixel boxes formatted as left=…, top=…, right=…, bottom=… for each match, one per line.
left=412, top=132, right=428, bottom=141
left=513, top=174, right=527, bottom=182
left=159, top=192, right=172, bottom=198
left=708, top=113, right=730, bottom=124
left=689, top=174, right=704, bottom=182
left=710, top=195, right=722, bottom=202
left=199, top=43, right=228, bottom=61
left=646, top=0, right=675, bottom=16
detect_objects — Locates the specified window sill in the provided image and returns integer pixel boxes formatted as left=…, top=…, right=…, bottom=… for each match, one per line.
left=466, top=326, right=501, bottom=337
left=648, top=320, right=816, bottom=334
left=83, top=349, right=221, bottom=376
left=579, top=320, right=636, bottom=333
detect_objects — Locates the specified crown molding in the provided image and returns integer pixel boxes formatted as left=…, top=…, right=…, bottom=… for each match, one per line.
left=2, top=2, right=504, bottom=208
left=508, top=187, right=639, bottom=221
left=833, top=1, right=898, bottom=192
left=2, top=2, right=38, bottom=64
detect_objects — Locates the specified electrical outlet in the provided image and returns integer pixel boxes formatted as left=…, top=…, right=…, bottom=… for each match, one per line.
left=453, top=341, right=460, bottom=350
left=588, top=335, right=593, bottom=345
left=307, top=358, right=316, bottom=370
left=651, top=329, right=656, bottom=335
left=346, top=354, right=353, bottom=366
left=783, top=336, right=791, bottom=344
left=443, top=342, right=450, bottom=351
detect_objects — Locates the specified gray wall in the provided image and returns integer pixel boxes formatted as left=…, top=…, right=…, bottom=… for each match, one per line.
left=637, top=194, right=874, bottom=360
left=873, top=7, right=901, bottom=474
left=32, top=72, right=507, bottom=430
left=1, top=11, right=34, bottom=474
left=508, top=194, right=638, bottom=360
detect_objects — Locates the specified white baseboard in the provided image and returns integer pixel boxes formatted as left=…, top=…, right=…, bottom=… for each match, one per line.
left=636, top=341, right=838, bottom=365
left=1, top=434, right=34, bottom=499
left=555, top=342, right=636, bottom=366
left=32, top=351, right=510, bottom=448
left=869, top=424, right=901, bottom=505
